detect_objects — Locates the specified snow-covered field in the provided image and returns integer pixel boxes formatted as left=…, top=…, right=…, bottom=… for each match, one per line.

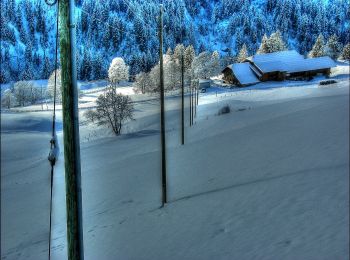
left=1, top=68, right=349, bottom=259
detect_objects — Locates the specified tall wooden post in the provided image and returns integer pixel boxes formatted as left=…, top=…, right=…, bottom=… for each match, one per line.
left=159, top=4, right=167, bottom=206
left=181, top=53, right=185, bottom=144
left=41, top=85, right=43, bottom=111
left=194, top=82, right=197, bottom=118
left=195, top=80, right=199, bottom=117
left=196, top=80, right=199, bottom=105
left=191, top=82, right=194, bottom=124
left=189, top=82, right=192, bottom=126
left=59, top=0, right=84, bottom=259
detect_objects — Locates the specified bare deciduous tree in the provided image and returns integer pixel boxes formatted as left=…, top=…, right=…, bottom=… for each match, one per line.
left=133, top=72, right=152, bottom=94
left=1, top=89, right=17, bottom=108
left=13, top=80, right=39, bottom=106
left=86, top=86, right=134, bottom=135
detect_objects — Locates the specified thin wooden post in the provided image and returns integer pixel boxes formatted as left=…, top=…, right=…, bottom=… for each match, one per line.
left=196, top=83, right=198, bottom=112
left=59, top=0, right=84, bottom=258
left=191, top=81, right=194, bottom=124
left=41, top=85, right=43, bottom=111
left=196, top=80, right=199, bottom=105
left=189, top=82, right=192, bottom=126
left=194, top=81, right=197, bottom=118
left=190, top=81, right=193, bottom=126
left=181, top=53, right=184, bottom=144
left=159, top=4, right=167, bottom=206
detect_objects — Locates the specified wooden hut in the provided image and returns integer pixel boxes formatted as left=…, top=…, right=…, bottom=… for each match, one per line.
left=222, top=50, right=336, bottom=86
left=222, top=63, right=260, bottom=87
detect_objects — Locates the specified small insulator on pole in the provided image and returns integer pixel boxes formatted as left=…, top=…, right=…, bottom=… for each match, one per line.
left=48, top=133, right=59, bottom=167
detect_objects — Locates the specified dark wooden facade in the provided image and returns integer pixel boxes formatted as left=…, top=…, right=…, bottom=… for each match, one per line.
left=288, top=68, right=331, bottom=79
left=249, top=62, right=286, bottom=81
left=222, top=67, right=239, bottom=85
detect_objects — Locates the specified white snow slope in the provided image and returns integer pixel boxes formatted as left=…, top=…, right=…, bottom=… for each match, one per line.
left=1, top=78, right=349, bottom=260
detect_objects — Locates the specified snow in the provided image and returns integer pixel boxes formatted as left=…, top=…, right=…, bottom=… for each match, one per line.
left=252, top=50, right=336, bottom=74
left=255, top=57, right=336, bottom=74
left=253, top=50, right=304, bottom=67
left=229, top=63, right=260, bottom=85
left=1, top=76, right=349, bottom=259
left=254, top=60, right=287, bottom=73
left=287, top=56, right=337, bottom=73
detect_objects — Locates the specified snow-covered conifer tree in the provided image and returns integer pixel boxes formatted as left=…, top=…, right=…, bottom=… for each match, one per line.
left=237, top=44, right=248, bottom=63
left=341, top=43, right=350, bottom=60
left=325, top=34, right=342, bottom=60
left=0, top=66, right=11, bottom=84
left=81, top=49, right=93, bottom=80
left=184, top=45, right=195, bottom=84
left=164, top=53, right=180, bottom=91
left=192, top=52, right=212, bottom=79
left=42, top=55, right=52, bottom=80
left=257, top=32, right=286, bottom=54
left=309, top=34, right=326, bottom=58
left=257, top=34, right=269, bottom=54
left=20, top=64, right=34, bottom=81
left=93, top=52, right=104, bottom=80
left=166, top=48, right=173, bottom=56
left=267, top=31, right=287, bottom=53
left=174, top=44, right=185, bottom=64
left=210, top=50, right=221, bottom=76
left=297, top=14, right=311, bottom=54
left=184, top=45, right=195, bottom=71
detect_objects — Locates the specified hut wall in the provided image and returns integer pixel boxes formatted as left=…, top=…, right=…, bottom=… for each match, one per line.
left=288, top=68, right=331, bottom=79
left=223, top=69, right=238, bottom=84
left=262, top=71, right=285, bottom=81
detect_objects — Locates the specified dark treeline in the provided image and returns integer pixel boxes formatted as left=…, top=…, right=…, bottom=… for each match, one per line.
left=0, top=0, right=349, bottom=84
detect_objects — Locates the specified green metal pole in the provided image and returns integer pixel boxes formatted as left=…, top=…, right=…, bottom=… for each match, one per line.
left=59, top=0, right=84, bottom=259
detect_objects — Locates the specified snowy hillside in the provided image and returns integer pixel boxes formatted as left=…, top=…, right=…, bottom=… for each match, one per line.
left=1, top=0, right=349, bottom=258
left=1, top=73, right=349, bottom=259
left=1, top=0, right=349, bottom=83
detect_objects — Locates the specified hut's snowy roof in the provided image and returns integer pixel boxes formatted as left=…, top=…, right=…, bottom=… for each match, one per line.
left=253, top=50, right=304, bottom=73
left=253, top=50, right=304, bottom=64
left=286, top=56, right=336, bottom=73
left=252, top=50, right=336, bottom=73
left=255, top=61, right=287, bottom=73
left=229, top=63, right=260, bottom=86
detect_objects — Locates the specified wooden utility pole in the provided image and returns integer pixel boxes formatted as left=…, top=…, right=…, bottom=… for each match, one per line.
left=180, top=3, right=185, bottom=144
left=195, top=80, right=199, bottom=117
left=181, top=53, right=185, bottom=144
left=196, top=80, right=199, bottom=105
left=159, top=4, right=167, bottom=206
left=189, top=85, right=191, bottom=126
left=194, top=82, right=197, bottom=118
left=59, top=0, right=84, bottom=259
left=191, top=82, right=194, bottom=124
left=189, top=82, right=192, bottom=126
left=41, top=85, right=43, bottom=111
